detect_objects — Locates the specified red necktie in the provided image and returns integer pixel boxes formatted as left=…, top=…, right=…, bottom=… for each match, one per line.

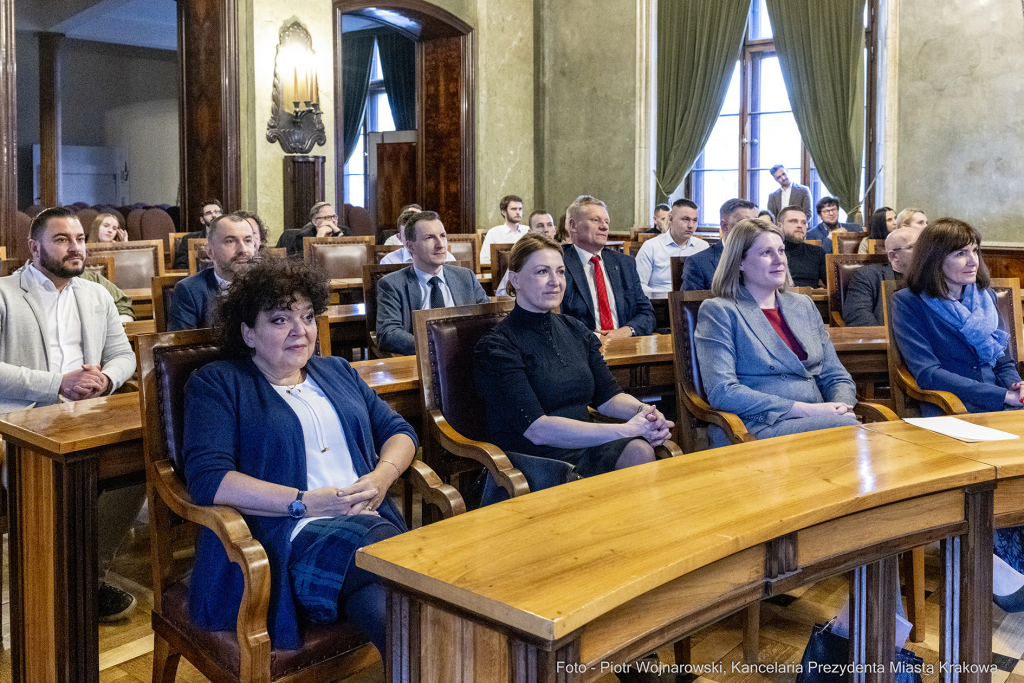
left=590, top=255, right=614, bottom=331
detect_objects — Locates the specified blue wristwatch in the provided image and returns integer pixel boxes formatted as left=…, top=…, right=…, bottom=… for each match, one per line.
left=288, top=490, right=306, bottom=519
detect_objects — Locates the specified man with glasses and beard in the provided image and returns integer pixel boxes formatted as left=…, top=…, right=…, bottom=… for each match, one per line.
left=0, top=206, right=141, bottom=622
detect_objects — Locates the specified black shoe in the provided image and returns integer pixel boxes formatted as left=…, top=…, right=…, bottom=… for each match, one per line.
left=98, top=582, right=137, bottom=622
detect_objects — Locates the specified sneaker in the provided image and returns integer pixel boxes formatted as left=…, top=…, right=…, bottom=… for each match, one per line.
left=98, top=582, right=137, bottom=622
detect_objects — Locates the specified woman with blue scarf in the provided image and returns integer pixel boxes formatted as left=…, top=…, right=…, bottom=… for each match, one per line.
left=891, top=217, right=1024, bottom=612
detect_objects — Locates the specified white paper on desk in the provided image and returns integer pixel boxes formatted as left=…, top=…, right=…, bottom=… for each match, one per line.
left=903, top=417, right=1020, bottom=443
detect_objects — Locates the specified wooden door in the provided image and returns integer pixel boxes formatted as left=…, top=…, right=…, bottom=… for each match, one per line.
left=375, top=140, right=417, bottom=233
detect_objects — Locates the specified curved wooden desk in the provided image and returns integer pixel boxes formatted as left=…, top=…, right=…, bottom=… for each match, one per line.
left=358, top=422, right=1005, bottom=683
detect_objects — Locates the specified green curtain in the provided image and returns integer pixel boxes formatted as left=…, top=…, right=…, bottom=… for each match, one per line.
left=656, top=0, right=750, bottom=204
left=377, top=32, right=416, bottom=131
left=342, top=33, right=376, bottom=165
left=765, top=0, right=865, bottom=214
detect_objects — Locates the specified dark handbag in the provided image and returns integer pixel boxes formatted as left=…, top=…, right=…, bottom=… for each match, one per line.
left=796, top=621, right=924, bottom=683
left=478, top=450, right=582, bottom=507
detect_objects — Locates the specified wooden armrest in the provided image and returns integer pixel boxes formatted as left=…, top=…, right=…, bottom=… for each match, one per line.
left=831, top=311, right=845, bottom=327
left=680, top=390, right=756, bottom=445
left=655, top=440, right=683, bottom=459
left=894, top=366, right=969, bottom=414
left=854, top=402, right=899, bottom=423
left=428, top=411, right=531, bottom=498
left=402, top=460, right=466, bottom=518
left=587, top=407, right=624, bottom=424
left=150, top=460, right=272, bottom=664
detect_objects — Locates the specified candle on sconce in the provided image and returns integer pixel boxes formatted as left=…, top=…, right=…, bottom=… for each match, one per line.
left=293, top=65, right=301, bottom=106
left=311, top=69, right=318, bottom=106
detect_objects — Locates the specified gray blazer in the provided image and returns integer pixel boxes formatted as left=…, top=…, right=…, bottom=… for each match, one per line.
left=0, top=269, right=136, bottom=413
left=767, top=182, right=812, bottom=219
left=376, top=264, right=490, bottom=356
left=694, top=287, right=856, bottom=430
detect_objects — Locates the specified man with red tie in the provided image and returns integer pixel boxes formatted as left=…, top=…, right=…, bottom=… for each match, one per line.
left=560, top=195, right=655, bottom=339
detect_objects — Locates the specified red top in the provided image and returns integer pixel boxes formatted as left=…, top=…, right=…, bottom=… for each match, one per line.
left=761, top=308, right=807, bottom=361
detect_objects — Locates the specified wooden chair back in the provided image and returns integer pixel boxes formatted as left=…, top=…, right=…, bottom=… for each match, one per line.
left=151, top=274, right=187, bottom=333
left=169, top=231, right=191, bottom=264
left=372, top=244, right=402, bottom=263
left=627, top=241, right=641, bottom=257
left=303, top=236, right=373, bottom=279
left=868, top=239, right=886, bottom=254
left=806, top=239, right=821, bottom=246
left=832, top=231, right=869, bottom=255
left=0, top=245, right=6, bottom=261
left=187, top=238, right=212, bottom=276
left=85, top=239, right=165, bottom=290
left=605, top=241, right=625, bottom=254
left=362, top=263, right=407, bottom=357
left=825, top=253, right=888, bottom=326
left=670, top=255, right=687, bottom=291
left=259, top=247, right=287, bottom=260
left=15, top=211, right=30, bottom=260
left=83, top=254, right=116, bottom=283
left=447, top=234, right=480, bottom=273
left=0, top=258, right=21, bottom=276
left=491, top=243, right=514, bottom=292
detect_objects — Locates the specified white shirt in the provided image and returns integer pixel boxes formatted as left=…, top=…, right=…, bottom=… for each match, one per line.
left=495, top=270, right=510, bottom=297
left=384, top=234, right=402, bottom=246
left=780, top=186, right=791, bottom=209
left=634, top=232, right=710, bottom=296
left=271, top=376, right=358, bottom=540
left=25, top=264, right=84, bottom=374
left=479, top=224, right=528, bottom=265
left=380, top=246, right=456, bottom=265
left=213, top=270, right=231, bottom=291
left=572, top=245, right=619, bottom=330
left=414, top=265, right=455, bottom=308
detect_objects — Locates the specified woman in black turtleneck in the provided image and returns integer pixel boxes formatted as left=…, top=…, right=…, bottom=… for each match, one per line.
left=473, top=232, right=673, bottom=477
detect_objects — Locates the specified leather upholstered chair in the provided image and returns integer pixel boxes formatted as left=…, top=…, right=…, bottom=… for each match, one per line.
left=303, top=237, right=373, bottom=280
left=83, top=254, right=116, bottom=282
left=670, top=255, right=687, bottom=291
left=490, top=244, right=513, bottom=293
left=832, top=231, right=869, bottom=255
left=141, top=207, right=176, bottom=244
left=361, top=263, right=407, bottom=358
left=125, top=208, right=145, bottom=241
left=137, top=328, right=464, bottom=683
left=86, top=239, right=165, bottom=290
left=825, top=253, right=889, bottom=326
left=151, top=274, right=187, bottom=332
left=446, top=234, right=480, bottom=273
left=372, top=244, right=402, bottom=264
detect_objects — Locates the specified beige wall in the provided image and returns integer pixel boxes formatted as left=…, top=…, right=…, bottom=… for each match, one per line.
left=892, top=0, right=1024, bottom=244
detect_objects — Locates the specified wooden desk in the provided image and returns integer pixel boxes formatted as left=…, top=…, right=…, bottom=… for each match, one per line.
left=359, top=425, right=996, bottom=682
left=122, top=319, right=156, bottom=345
left=123, top=288, right=153, bottom=320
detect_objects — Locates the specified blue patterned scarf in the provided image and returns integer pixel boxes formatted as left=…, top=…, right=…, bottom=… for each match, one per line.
left=922, top=283, right=1009, bottom=366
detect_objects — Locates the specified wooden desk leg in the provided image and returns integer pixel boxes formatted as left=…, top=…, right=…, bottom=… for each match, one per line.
left=8, top=444, right=99, bottom=683
left=386, top=587, right=582, bottom=683
left=849, top=558, right=898, bottom=683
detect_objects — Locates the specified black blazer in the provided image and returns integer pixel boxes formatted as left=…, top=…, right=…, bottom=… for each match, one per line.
left=560, top=245, right=655, bottom=335
left=276, top=222, right=352, bottom=258
left=681, top=241, right=724, bottom=291
left=842, top=263, right=896, bottom=327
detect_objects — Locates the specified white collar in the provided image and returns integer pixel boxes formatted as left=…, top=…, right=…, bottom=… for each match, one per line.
left=26, top=263, right=75, bottom=294
left=414, top=264, right=446, bottom=286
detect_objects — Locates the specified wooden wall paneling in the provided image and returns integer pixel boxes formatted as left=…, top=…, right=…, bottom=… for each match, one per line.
left=0, top=0, right=16, bottom=257
left=38, top=32, right=63, bottom=208
left=421, top=36, right=464, bottom=233
left=283, top=155, right=325, bottom=231
left=983, top=247, right=1024, bottom=283
left=178, top=0, right=241, bottom=229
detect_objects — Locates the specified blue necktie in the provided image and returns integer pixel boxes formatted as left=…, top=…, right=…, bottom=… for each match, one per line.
left=429, top=276, right=445, bottom=309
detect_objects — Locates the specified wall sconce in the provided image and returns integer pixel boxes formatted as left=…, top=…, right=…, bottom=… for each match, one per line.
left=266, top=21, right=327, bottom=154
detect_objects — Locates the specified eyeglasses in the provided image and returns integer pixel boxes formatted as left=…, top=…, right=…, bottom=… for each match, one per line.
left=203, top=209, right=222, bottom=217
left=313, top=214, right=339, bottom=222
left=891, top=245, right=915, bottom=253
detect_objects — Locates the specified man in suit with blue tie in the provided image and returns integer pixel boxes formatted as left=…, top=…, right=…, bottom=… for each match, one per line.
left=168, top=213, right=256, bottom=330
left=560, top=195, right=655, bottom=338
left=376, top=211, right=490, bottom=356
left=681, top=198, right=758, bottom=291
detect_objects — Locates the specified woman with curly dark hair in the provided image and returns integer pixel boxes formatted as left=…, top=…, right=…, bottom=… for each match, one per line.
left=182, top=257, right=416, bottom=651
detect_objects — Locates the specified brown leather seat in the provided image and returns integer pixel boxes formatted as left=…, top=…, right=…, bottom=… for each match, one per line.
left=344, top=204, right=374, bottom=237
left=86, top=240, right=165, bottom=290
left=832, top=231, right=868, bottom=254
left=151, top=274, right=186, bottom=332
left=362, top=263, right=406, bottom=357
left=669, top=255, right=687, bottom=291
left=446, top=234, right=480, bottom=272
left=137, top=328, right=463, bottom=683
left=826, top=253, right=888, bottom=326
left=491, top=244, right=513, bottom=291
left=304, top=237, right=372, bottom=279
left=142, top=207, right=177, bottom=243
left=77, top=208, right=99, bottom=233
left=125, top=208, right=145, bottom=241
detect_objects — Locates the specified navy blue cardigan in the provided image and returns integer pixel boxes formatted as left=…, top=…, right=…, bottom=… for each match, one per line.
left=891, top=287, right=1021, bottom=413
left=183, top=355, right=415, bottom=648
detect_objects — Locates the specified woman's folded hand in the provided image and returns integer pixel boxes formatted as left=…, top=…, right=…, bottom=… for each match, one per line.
left=304, top=484, right=379, bottom=517
left=786, top=401, right=855, bottom=419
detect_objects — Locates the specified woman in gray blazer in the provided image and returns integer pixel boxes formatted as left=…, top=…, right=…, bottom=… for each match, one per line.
left=695, top=218, right=858, bottom=447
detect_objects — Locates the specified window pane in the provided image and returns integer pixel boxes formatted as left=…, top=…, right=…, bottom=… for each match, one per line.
left=692, top=170, right=738, bottom=226
left=370, top=41, right=384, bottom=81
left=346, top=175, right=365, bottom=207
left=753, top=112, right=801, bottom=171
left=749, top=169, right=780, bottom=214
left=721, top=62, right=741, bottom=116
left=750, top=0, right=773, bottom=39
left=697, top=114, right=739, bottom=170
left=345, top=132, right=365, bottom=174
left=756, top=56, right=791, bottom=113
left=374, top=92, right=396, bottom=132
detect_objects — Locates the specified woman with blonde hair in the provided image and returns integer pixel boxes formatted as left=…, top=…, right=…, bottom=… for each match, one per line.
left=695, top=218, right=858, bottom=447
left=88, top=213, right=128, bottom=243
left=895, top=207, right=927, bottom=232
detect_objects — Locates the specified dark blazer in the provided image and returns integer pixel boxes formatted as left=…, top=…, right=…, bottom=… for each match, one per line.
left=767, top=182, right=812, bottom=219
left=806, top=222, right=863, bottom=254
left=172, top=229, right=205, bottom=270
left=891, top=287, right=1021, bottom=414
left=167, top=268, right=220, bottom=331
left=376, top=264, right=490, bottom=356
left=784, top=239, right=827, bottom=288
left=681, top=241, right=724, bottom=291
left=561, top=245, right=655, bottom=335
left=695, top=287, right=856, bottom=433
left=842, top=263, right=896, bottom=327
left=183, top=355, right=414, bottom=648
left=276, top=222, right=352, bottom=258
